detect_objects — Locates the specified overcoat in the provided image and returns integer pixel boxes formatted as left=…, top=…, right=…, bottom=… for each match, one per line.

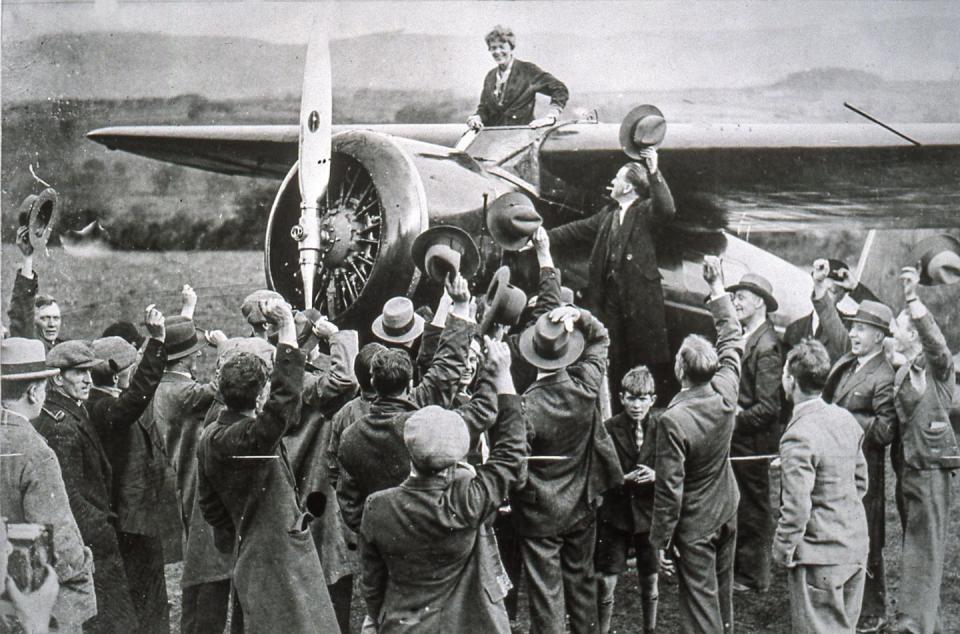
left=360, top=395, right=525, bottom=633
left=649, top=295, right=743, bottom=550
left=732, top=319, right=784, bottom=455
left=475, top=58, right=568, bottom=127
left=547, top=175, right=676, bottom=365
left=197, top=344, right=339, bottom=634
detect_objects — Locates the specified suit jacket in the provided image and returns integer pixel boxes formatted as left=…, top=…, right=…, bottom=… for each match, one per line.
left=513, top=309, right=623, bottom=536
left=548, top=175, right=676, bottom=364
left=197, top=344, right=339, bottom=633
left=733, top=319, right=784, bottom=455
left=1, top=409, right=97, bottom=628
left=774, top=398, right=869, bottom=565
left=360, top=395, right=525, bottom=633
left=888, top=310, right=960, bottom=470
left=649, top=295, right=743, bottom=549
left=598, top=411, right=658, bottom=534
left=475, top=58, right=568, bottom=127
left=782, top=283, right=880, bottom=348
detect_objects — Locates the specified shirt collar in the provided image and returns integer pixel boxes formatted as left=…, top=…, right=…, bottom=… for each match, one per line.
left=167, top=370, right=193, bottom=380
left=791, top=397, right=823, bottom=418
left=855, top=348, right=883, bottom=370
left=497, top=58, right=515, bottom=80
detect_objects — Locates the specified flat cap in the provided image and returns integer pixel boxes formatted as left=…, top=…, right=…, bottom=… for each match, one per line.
left=91, top=336, right=138, bottom=372
left=240, top=289, right=284, bottom=326
left=218, top=337, right=274, bottom=370
left=404, top=405, right=469, bottom=471
left=47, top=340, right=100, bottom=370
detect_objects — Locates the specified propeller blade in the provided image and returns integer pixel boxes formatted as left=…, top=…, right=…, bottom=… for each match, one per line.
left=296, top=16, right=333, bottom=309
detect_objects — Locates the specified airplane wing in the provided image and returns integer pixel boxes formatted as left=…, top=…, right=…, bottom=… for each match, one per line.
left=88, top=120, right=960, bottom=230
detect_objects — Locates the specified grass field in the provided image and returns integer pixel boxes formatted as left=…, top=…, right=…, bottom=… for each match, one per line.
left=4, top=246, right=960, bottom=632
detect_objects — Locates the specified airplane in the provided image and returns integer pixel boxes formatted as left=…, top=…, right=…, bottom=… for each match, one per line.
left=84, top=28, right=960, bottom=346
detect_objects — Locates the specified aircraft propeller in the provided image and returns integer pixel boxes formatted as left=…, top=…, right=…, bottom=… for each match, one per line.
left=295, top=16, right=333, bottom=309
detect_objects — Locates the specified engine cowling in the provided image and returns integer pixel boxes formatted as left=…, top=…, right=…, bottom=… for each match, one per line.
left=265, top=129, right=511, bottom=331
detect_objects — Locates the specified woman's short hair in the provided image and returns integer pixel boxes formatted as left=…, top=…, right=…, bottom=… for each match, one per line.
left=621, top=365, right=656, bottom=396
left=676, top=334, right=719, bottom=384
left=219, top=352, right=269, bottom=411
left=785, top=338, right=832, bottom=393
left=485, top=25, right=516, bottom=49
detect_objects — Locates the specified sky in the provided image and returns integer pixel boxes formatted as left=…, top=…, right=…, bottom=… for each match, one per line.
left=3, top=0, right=959, bottom=44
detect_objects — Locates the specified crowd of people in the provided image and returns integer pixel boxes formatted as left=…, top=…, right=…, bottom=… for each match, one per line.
left=2, top=23, right=957, bottom=634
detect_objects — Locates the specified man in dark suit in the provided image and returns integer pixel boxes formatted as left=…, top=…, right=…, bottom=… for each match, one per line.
left=726, top=272, right=784, bottom=593
left=548, top=150, right=676, bottom=404
left=466, top=25, right=568, bottom=129
left=775, top=338, right=869, bottom=632
left=811, top=258, right=897, bottom=633
left=649, top=256, right=742, bottom=634
left=513, top=305, right=622, bottom=634
left=359, top=337, right=522, bottom=633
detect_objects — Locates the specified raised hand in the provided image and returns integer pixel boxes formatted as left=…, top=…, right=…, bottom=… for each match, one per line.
left=638, top=147, right=659, bottom=174
left=445, top=273, right=471, bottom=306
left=259, top=298, right=294, bottom=326
left=205, top=329, right=228, bottom=347
left=15, top=225, right=33, bottom=257
left=311, top=315, right=339, bottom=339
left=548, top=305, right=581, bottom=333
left=466, top=114, right=483, bottom=131
left=144, top=304, right=166, bottom=341
left=900, top=266, right=920, bottom=302
left=702, top=255, right=724, bottom=296
left=180, top=284, right=198, bottom=318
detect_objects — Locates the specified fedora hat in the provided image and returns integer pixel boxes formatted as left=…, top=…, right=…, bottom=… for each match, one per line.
left=619, top=104, right=666, bottom=159
left=479, top=266, right=528, bottom=336
left=726, top=272, right=779, bottom=313
left=404, top=405, right=469, bottom=471
left=845, top=300, right=893, bottom=336
left=0, top=338, right=59, bottom=381
left=486, top=192, right=543, bottom=251
left=518, top=312, right=586, bottom=371
left=911, top=234, right=960, bottom=285
left=411, top=225, right=481, bottom=283
left=165, top=316, right=208, bottom=361
left=371, top=297, right=425, bottom=345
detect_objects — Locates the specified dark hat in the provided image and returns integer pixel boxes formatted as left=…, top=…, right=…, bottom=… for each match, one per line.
left=25, top=188, right=59, bottom=252
left=218, top=337, right=274, bottom=370
left=486, top=192, right=543, bottom=251
left=240, top=289, right=284, bottom=326
left=845, top=300, right=893, bottom=336
left=825, top=259, right=852, bottom=283
left=411, top=225, right=481, bottom=283
left=101, top=321, right=145, bottom=349
left=404, top=405, right=469, bottom=471
left=91, top=336, right=138, bottom=373
left=371, top=297, right=425, bottom=345
left=1, top=338, right=59, bottom=381
left=911, top=234, right=960, bottom=286
left=726, top=272, right=779, bottom=313
left=479, top=266, right=528, bottom=336
left=165, top=316, right=208, bottom=361
left=47, top=340, right=100, bottom=370
left=619, top=104, right=666, bottom=159
left=518, top=312, right=586, bottom=371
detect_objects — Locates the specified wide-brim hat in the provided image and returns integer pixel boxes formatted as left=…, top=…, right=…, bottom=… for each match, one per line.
left=411, top=225, right=481, bottom=282
left=845, top=299, right=893, bottom=336
left=486, top=192, right=543, bottom=251
left=1, top=338, right=59, bottom=380
left=726, top=272, right=779, bottom=313
left=619, top=104, right=666, bottom=159
left=372, top=297, right=425, bottom=344
left=518, top=312, right=586, bottom=371
left=165, top=316, right=209, bottom=360
left=404, top=405, right=469, bottom=471
left=26, top=188, right=60, bottom=252
left=479, top=266, right=528, bottom=336
left=911, top=234, right=960, bottom=286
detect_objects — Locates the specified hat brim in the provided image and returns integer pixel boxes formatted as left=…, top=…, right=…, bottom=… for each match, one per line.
left=1, top=368, right=60, bottom=381
left=488, top=219, right=541, bottom=251
left=844, top=316, right=891, bottom=337
left=725, top=282, right=779, bottom=313
left=411, top=225, right=480, bottom=280
left=619, top=104, right=666, bottom=159
left=517, top=327, right=585, bottom=371
left=167, top=333, right=209, bottom=361
left=371, top=313, right=425, bottom=345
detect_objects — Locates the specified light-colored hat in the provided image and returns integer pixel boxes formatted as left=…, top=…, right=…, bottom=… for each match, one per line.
left=240, top=290, right=284, bottom=326
left=726, top=272, right=779, bottom=313
left=371, top=297, right=425, bottom=345
left=218, top=337, right=275, bottom=370
left=0, top=338, right=59, bottom=381
left=47, top=341, right=100, bottom=370
left=91, top=336, right=138, bottom=373
left=404, top=405, right=470, bottom=471
left=845, top=300, right=894, bottom=337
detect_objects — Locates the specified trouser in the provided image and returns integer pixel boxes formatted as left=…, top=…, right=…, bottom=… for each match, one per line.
left=116, top=532, right=169, bottom=634
left=861, top=441, right=887, bottom=620
left=595, top=527, right=658, bottom=633
left=674, top=515, right=737, bottom=634
left=494, top=510, right=523, bottom=622
left=328, top=575, right=354, bottom=634
left=181, top=579, right=230, bottom=634
left=521, top=514, right=598, bottom=634
left=83, top=535, right=138, bottom=634
left=732, top=457, right=773, bottom=590
left=788, top=563, right=865, bottom=633
left=896, top=467, right=954, bottom=634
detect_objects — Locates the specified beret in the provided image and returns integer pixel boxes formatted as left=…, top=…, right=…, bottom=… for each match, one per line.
left=404, top=405, right=470, bottom=471
left=240, top=290, right=284, bottom=326
left=91, top=336, right=138, bottom=372
left=47, top=340, right=100, bottom=370
left=218, top=337, right=275, bottom=370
